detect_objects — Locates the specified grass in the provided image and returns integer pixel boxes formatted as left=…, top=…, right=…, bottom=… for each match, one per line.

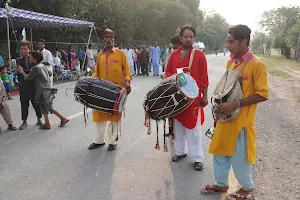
left=259, top=55, right=300, bottom=78
left=260, top=55, right=300, bottom=70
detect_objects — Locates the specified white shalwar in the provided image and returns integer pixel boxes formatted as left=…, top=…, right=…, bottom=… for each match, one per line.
left=86, top=49, right=95, bottom=68
left=173, top=111, right=204, bottom=162
left=124, top=49, right=135, bottom=75
left=94, top=121, right=119, bottom=145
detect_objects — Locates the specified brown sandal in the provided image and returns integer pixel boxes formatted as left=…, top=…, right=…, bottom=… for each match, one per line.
left=58, top=119, right=69, bottom=127
left=39, top=125, right=51, bottom=130
left=227, top=192, right=254, bottom=200
left=201, top=184, right=229, bottom=195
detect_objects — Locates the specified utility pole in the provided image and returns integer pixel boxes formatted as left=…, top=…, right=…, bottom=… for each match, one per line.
left=5, top=1, right=12, bottom=71
left=296, top=32, right=300, bottom=60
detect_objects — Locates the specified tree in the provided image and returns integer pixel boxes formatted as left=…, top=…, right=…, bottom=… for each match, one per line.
left=260, top=6, right=300, bottom=58
left=251, top=31, right=271, bottom=53
left=198, top=12, right=230, bottom=52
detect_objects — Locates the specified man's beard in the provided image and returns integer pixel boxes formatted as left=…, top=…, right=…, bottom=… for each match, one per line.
left=182, top=43, right=193, bottom=49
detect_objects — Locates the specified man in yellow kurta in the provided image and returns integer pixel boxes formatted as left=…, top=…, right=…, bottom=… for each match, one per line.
left=201, top=25, right=269, bottom=200
left=88, top=28, right=131, bottom=151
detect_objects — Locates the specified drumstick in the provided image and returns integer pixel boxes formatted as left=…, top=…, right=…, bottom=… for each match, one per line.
left=65, top=87, right=75, bottom=97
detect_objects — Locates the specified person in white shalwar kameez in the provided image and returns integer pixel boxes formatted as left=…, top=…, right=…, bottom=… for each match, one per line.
left=124, top=45, right=135, bottom=75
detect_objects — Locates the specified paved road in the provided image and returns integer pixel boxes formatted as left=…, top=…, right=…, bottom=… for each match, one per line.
left=0, top=54, right=233, bottom=200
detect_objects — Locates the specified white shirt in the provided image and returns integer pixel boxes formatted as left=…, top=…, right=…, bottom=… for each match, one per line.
left=40, top=48, right=54, bottom=67
left=86, top=49, right=93, bottom=59
left=124, top=49, right=135, bottom=63
left=53, top=56, right=61, bottom=66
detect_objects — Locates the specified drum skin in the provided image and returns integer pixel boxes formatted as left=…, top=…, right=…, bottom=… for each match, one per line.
left=144, top=75, right=194, bottom=120
left=74, top=77, right=125, bottom=114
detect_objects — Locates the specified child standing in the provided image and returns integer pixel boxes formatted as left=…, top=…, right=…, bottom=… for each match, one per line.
left=53, top=51, right=61, bottom=76
left=75, top=58, right=81, bottom=80
left=0, top=66, right=13, bottom=100
left=0, top=77, right=17, bottom=132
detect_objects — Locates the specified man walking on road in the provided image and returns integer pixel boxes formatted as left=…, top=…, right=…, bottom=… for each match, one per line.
left=150, top=42, right=160, bottom=76
left=124, top=44, right=135, bottom=76
left=16, top=40, right=43, bottom=130
left=201, top=25, right=269, bottom=200
left=140, top=45, right=150, bottom=76
left=165, top=25, right=209, bottom=171
left=89, top=28, right=132, bottom=151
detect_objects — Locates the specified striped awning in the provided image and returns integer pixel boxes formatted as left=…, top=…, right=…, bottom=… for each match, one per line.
left=0, top=7, right=94, bottom=29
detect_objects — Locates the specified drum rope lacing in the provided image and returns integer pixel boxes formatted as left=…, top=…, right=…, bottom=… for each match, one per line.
left=146, top=78, right=193, bottom=119
left=74, top=84, right=119, bottom=111
left=81, top=79, right=120, bottom=94
left=146, top=88, right=194, bottom=119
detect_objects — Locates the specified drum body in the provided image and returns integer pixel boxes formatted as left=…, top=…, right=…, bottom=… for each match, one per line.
left=144, top=73, right=199, bottom=120
left=74, top=77, right=127, bottom=114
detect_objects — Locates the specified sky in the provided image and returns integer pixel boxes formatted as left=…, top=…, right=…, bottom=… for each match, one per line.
left=200, top=0, right=300, bottom=32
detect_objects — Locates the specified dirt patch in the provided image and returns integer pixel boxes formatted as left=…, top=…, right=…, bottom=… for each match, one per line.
left=253, top=74, right=300, bottom=200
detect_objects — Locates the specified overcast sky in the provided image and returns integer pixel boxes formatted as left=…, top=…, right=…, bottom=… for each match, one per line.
left=200, top=0, right=300, bottom=32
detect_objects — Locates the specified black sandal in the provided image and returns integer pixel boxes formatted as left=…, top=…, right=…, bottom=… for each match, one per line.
left=172, top=154, right=187, bottom=162
left=194, top=162, right=204, bottom=171
left=108, top=144, right=117, bottom=151
left=88, top=143, right=105, bottom=150
left=7, top=124, right=17, bottom=131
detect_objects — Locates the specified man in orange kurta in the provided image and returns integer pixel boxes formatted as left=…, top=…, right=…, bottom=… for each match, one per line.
left=201, top=25, right=268, bottom=199
left=165, top=25, right=209, bottom=171
left=88, top=28, right=131, bottom=151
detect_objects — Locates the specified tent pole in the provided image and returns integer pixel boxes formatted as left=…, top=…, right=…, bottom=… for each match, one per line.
left=83, top=26, right=93, bottom=71
left=30, top=28, right=33, bottom=50
left=6, top=4, right=12, bottom=71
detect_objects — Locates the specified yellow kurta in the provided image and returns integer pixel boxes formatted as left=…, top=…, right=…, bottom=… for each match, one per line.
left=209, top=53, right=269, bottom=164
left=92, top=48, right=131, bottom=122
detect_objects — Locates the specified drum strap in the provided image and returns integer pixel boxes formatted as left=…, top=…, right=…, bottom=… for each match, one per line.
left=188, top=48, right=196, bottom=72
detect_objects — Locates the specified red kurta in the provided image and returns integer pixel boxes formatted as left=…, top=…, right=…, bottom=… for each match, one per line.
left=165, top=47, right=209, bottom=129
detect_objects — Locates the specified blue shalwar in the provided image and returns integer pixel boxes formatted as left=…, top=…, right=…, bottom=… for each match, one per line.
left=213, top=128, right=254, bottom=191
left=150, top=46, right=160, bottom=75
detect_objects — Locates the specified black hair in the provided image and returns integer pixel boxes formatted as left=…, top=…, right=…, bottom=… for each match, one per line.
left=171, top=34, right=181, bottom=45
left=0, top=66, right=6, bottom=72
left=30, top=51, right=43, bottom=63
left=37, top=39, right=45, bottom=44
left=179, top=24, right=196, bottom=37
left=228, top=25, right=252, bottom=46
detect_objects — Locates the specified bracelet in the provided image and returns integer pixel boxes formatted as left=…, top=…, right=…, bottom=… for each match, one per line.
left=239, top=98, right=243, bottom=107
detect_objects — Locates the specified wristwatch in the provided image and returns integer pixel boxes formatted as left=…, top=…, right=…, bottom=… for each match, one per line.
left=239, top=99, right=243, bottom=107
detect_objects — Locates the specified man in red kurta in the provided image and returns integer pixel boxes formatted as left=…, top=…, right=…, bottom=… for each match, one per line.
left=165, top=25, right=209, bottom=171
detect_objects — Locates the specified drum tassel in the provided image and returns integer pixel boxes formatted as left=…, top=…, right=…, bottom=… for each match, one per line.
left=144, top=105, right=151, bottom=135
left=83, top=105, right=88, bottom=127
left=163, top=119, right=168, bottom=152
left=155, top=120, right=160, bottom=150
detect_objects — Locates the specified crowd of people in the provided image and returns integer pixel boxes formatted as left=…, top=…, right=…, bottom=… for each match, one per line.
left=0, top=22, right=269, bottom=199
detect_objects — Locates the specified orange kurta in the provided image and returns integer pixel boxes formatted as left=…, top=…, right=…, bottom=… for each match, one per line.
left=92, top=47, right=131, bottom=122
left=209, top=49, right=269, bottom=164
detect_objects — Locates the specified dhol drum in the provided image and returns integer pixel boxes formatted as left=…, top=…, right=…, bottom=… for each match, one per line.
left=74, top=77, right=128, bottom=114
left=144, top=72, right=199, bottom=120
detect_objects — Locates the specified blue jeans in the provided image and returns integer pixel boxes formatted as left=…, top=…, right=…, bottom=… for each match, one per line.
left=213, top=128, right=254, bottom=191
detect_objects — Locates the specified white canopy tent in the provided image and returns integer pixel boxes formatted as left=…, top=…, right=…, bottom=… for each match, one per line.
left=0, top=3, right=95, bottom=70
